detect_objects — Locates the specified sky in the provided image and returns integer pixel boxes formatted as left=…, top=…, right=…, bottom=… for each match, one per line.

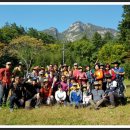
left=0, top=5, right=123, bottom=32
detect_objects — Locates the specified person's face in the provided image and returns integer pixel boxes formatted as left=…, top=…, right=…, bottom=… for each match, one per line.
left=95, top=86, right=99, bottom=90
left=79, top=68, right=82, bottom=72
left=15, top=77, right=20, bottom=84
left=61, top=76, right=66, bottom=81
left=106, top=78, right=111, bottom=83
left=95, top=65, right=99, bottom=70
left=6, top=64, right=12, bottom=69
left=86, top=67, right=90, bottom=71
left=83, top=87, right=87, bottom=92
left=74, top=65, right=78, bottom=69
left=32, top=81, right=37, bottom=85
left=114, top=64, right=118, bottom=68
left=44, top=81, right=48, bottom=87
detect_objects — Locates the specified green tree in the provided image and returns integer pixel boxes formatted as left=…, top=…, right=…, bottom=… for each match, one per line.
left=98, top=42, right=127, bottom=64
left=9, top=35, right=44, bottom=74
left=118, top=5, right=130, bottom=45
left=92, top=32, right=103, bottom=49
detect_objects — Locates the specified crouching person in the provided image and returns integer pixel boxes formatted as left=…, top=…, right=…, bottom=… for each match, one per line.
left=69, top=83, right=82, bottom=109
left=35, top=78, right=54, bottom=107
left=9, top=76, right=25, bottom=112
left=104, top=74, right=119, bottom=109
left=55, top=84, right=66, bottom=106
left=88, top=81, right=106, bottom=110
left=82, top=84, right=92, bottom=107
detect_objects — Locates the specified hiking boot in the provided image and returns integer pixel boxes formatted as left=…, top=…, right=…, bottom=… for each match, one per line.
left=108, top=105, right=115, bottom=109
left=94, top=107, right=100, bottom=110
left=75, top=105, right=79, bottom=109
left=0, top=107, right=2, bottom=110
left=35, top=106, right=39, bottom=109
left=10, top=108, right=14, bottom=112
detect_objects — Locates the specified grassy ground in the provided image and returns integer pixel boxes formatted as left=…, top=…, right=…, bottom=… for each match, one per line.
left=0, top=80, right=130, bottom=125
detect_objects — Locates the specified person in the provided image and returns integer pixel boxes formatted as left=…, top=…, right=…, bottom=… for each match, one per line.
left=38, top=78, right=54, bottom=106
left=104, top=74, right=119, bottom=108
left=85, top=65, right=95, bottom=91
left=22, top=77, right=38, bottom=109
left=77, top=66, right=87, bottom=87
left=55, top=84, right=66, bottom=105
left=69, top=83, right=82, bottom=109
left=9, top=76, right=25, bottom=112
left=82, top=84, right=92, bottom=107
left=112, top=61, right=126, bottom=95
left=0, top=62, right=12, bottom=109
left=72, top=63, right=80, bottom=81
left=12, top=62, right=25, bottom=79
left=94, top=63, right=104, bottom=90
left=103, top=63, right=116, bottom=91
left=88, top=81, right=106, bottom=110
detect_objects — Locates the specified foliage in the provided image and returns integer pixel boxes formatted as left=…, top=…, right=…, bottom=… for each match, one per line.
left=118, top=5, right=130, bottom=47
left=98, top=42, right=127, bottom=64
left=9, top=35, right=44, bottom=74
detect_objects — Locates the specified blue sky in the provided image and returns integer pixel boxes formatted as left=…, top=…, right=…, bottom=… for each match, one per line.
left=0, top=5, right=123, bottom=32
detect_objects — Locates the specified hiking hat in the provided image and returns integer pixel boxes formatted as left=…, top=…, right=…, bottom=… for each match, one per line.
left=6, top=62, right=12, bottom=65
left=105, top=74, right=112, bottom=79
left=74, top=63, right=78, bottom=66
left=93, top=81, right=100, bottom=86
left=111, top=61, right=120, bottom=65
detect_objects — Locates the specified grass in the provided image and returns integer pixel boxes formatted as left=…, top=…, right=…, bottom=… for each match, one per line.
left=0, top=80, right=130, bottom=125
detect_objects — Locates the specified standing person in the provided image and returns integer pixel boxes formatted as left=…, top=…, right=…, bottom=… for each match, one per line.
left=103, top=63, right=116, bottom=91
left=86, top=65, right=95, bottom=92
left=12, top=62, right=25, bottom=79
left=72, top=63, right=80, bottom=81
left=94, top=63, right=103, bottom=90
left=0, top=62, right=12, bottom=109
left=77, top=66, right=87, bottom=88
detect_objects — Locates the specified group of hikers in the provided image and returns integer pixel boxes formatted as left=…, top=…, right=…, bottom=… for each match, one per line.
left=0, top=60, right=127, bottom=112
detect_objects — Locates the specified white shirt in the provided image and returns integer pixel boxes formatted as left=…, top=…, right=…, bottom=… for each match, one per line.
left=55, top=90, right=66, bottom=101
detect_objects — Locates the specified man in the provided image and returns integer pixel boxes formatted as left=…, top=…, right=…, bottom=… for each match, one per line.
left=88, top=81, right=106, bottom=110
left=104, top=74, right=126, bottom=108
left=112, top=61, right=126, bottom=95
left=0, top=62, right=12, bottom=109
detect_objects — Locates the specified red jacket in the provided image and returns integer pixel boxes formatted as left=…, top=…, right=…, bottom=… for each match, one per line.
left=40, top=85, right=52, bottom=99
left=0, top=68, right=12, bottom=85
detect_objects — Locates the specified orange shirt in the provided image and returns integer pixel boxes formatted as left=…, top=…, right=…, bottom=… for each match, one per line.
left=94, top=69, right=103, bottom=80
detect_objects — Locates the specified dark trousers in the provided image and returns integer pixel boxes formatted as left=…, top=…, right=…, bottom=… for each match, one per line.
left=108, top=92, right=118, bottom=106
left=9, top=94, right=24, bottom=109
left=0, top=83, right=9, bottom=107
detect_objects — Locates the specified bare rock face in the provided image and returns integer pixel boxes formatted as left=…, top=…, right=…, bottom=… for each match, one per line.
left=42, top=21, right=117, bottom=42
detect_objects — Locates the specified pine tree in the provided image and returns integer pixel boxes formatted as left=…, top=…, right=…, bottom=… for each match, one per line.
left=118, top=5, right=130, bottom=44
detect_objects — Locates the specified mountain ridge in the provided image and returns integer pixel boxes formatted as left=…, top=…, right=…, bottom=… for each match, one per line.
left=42, top=21, right=118, bottom=42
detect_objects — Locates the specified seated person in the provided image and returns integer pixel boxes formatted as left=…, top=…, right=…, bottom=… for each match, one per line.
left=69, top=83, right=82, bottom=109
left=55, top=84, right=66, bottom=105
left=104, top=74, right=126, bottom=108
left=9, top=76, right=25, bottom=112
left=82, top=84, right=92, bottom=107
